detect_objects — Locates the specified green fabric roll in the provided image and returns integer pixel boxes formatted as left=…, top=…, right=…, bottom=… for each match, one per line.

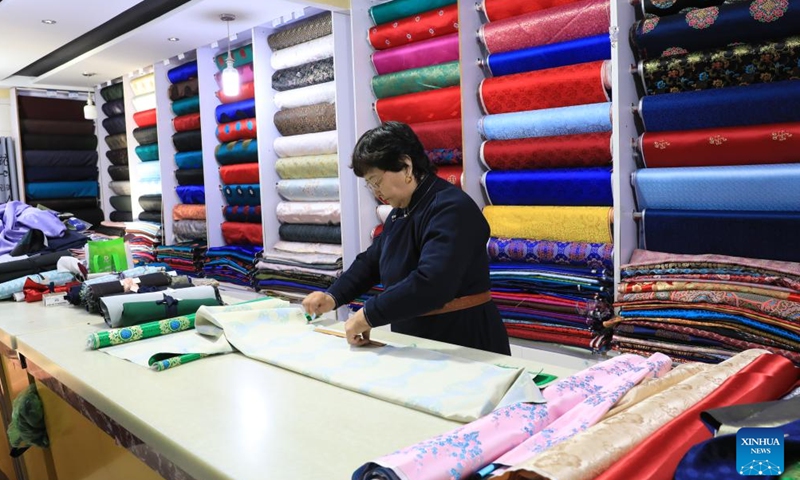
left=371, top=61, right=460, bottom=99
left=135, top=144, right=159, bottom=162
left=369, top=0, right=455, bottom=25
left=172, top=96, right=200, bottom=116
left=150, top=353, right=209, bottom=372
left=100, top=83, right=124, bottom=102
left=119, top=298, right=220, bottom=328
left=275, top=154, right=339, bottom=179
left=87, top=314, right=196, bottom=350
left=215, top=139, right=259, bottom=165
left=214, top=44, right=253, bottom=71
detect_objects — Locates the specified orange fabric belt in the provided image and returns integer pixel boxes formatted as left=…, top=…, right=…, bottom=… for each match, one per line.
left=422, top=291, right=492, bottom=316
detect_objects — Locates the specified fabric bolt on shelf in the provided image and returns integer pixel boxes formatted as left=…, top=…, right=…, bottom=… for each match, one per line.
left=16, top=95, right=85, bottom=121
left=641, top=122, right=800, bottom=168
left=488, top=237, right=613, bottom=270
left=479, top=0, right=611, bottom=55
left=480, top=60, right=610, bottom=114
left=138, top=194, right=162, bottom=212
left=20, top=119, right=94, bottom=136
left=487, top=35, right=612, bottom=77
left=134, top=144, right=159, bottom=162
left=102, top=115, right=127, bottom=135
left=427, top=148, right=462, bottom=165
left=276, top=178, right=339, bottom=202
left=275, top=154, right=339, bottom=179
left=481, top=0, right=589, bottom=22
left=270, top=34, right=333, bottom=70
left=109, top=181, right=131, bottom=196
left=372, top=32, right=460, bottom=76
left=110, top=195, right=132, bottom=212
left=132, top=126, right=158, bottom=145
left=100, top=82, right=124, bottom=102
left=0, top=250, right=72, bottom=284
left=632, top=0, right=800, bottom=60
left=632, top=163, right=800, bottom=211
left=274, top=103, right=336, bottom=137
left=106, top=148, right=128, bottom=166
left=642, top=0, right=725, bottom=16
left=371, top=61, right=460, bottom=99
left=24, top=166, right=97, bottom=183
left=214, top=43, right=253, bottom=71
left=171, top=96, right=200, bottom=116
left=172, top=112, right=201, bottom=132
left=375, top=86, right=461, bottom=124
left=481, top=102, right=612, bottom=140
left=437, top=165, right=462, bottom=188
left=223, top=184, right=261, bottom=207
left=176, top=186, right=205, bottom=205
left=271, top=57, right=334, bottom=92
left=409, top=119, right=462, bottom=150
left=481, top=132, right=612, bottom=170
left=214, top=98, right=256, bottom=124
left=172, top=130, right=202, bottom=153
left=22, top=134, right=97, bottom=151
left=28, top=198, right=97, bottom=213
left=216, top=117, right=257, bottom=143
left=267, top=11, right=332, bottom=51
left=172, top=204, right=206, bottom=221
left=483, top=205, right=612, bottom=243
left=272, top=81, right=336, bottom=110
left=85, top=272, right=178, bottom=311
left=106, top=165, right=129, bottom=182
left=110, top=211, right=134, bottom=222
left=219, top=163, right=259, bottom=185
left=132, top=109, right=157, bottom=128
left=273, top=130, right=338, bottom=158
left=279, top=223, right=341, bottom=244
left=213, top=64, right=255, bottom=90
left=168, top=78, right=199, bottom=101
left=369, top=0, right=455, bottom=25
left=173, top=220, right=207, bottom=243
left=640, top=209, right=800, bottom=262
left=175, top=168, right=204, bottom=186
left=368, top=4, right=458, bottom=50
left=26, top=181, right=98, bottom=200
left=167, top=60, right=198, bottom=84
left=216, top=81, right=256, bottom=104
left=223, top=205, right=262, bottom=223
left=222, top=222, right=263, bottom=246
left=100, top=285, right=221, bottom=328
left=622, top=247, right=800, bottom=277
left=137, top=161, right=162, bottom=182
left=102, top=99, right=125, bottom=117
left=132, top=93, right=157, bottom=112
left=104, top=133, right=127, bottom=150
left=483, top=168, right=613, bottom=206
left=174, top=150, right=202, bottom=169
left=137, top=211, right=161, bottom=223
left=0, top=269, right=76, bottom=300
left=276, top=202, right=341, bottom=225
left=130, top=73, right=156, bottom=96
left=215, top=139, right=258, bottom=165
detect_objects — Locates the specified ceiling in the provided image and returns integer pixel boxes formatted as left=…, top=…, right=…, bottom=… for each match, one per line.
left=0, top=0, right=346, bottom=91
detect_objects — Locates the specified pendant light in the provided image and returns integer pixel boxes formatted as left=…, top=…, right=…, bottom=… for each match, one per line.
left=220, top=14, right=240, bottom=97
left=83, top=92, right=97, bottom=120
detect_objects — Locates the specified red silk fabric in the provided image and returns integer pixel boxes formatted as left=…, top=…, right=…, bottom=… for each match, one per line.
left=23, top=278, right=81, bottom=303
left=368, top=4, right=459, bottom=50
left=216, top=82, right=256, bottom=104
left=482, top=132, right=612, bottom=170
left=173, top=113, right=201, bottom=132
left=222, top=222, right=263, bottom=246
left=216, top=118, right=258, bottom=143
left=375, top=86, right=461, bottom=124
left=133, top=109, right=157, bottom=128
left=409, top=119, right=462, bottom=150
left=220, top=163, right=260, bottom=185
left=482, top=0, right=585, bottom=22
left=437, top=166, right=462, bottom=188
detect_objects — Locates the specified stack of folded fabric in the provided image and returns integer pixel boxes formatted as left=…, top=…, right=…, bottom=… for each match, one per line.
left=125, top=221, right=162, bottom=265
left=99, top=82, right=132, bottom=222
left=155, top=243, right=206, bottom=276
left=253, top=241, right=342, bottom=301
left=202, top=245, right=261, bottom=287
left=129, top=72, right=163, bottom=223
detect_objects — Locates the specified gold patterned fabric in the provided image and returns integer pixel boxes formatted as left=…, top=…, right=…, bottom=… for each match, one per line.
left=275, top=154, right=339, bottom=179
left=267, top=12, right=332, bottom=51
left=483, top=206, right=612, bottom=243
left=273, top=102, right=337, bottom=136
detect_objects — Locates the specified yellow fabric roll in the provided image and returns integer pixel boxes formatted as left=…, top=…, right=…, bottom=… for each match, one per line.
left=130, top=73, right=156, bottom=96
left=482, top=206, right=612, bottom=243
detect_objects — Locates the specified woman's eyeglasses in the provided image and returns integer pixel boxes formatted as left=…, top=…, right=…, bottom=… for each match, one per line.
left=364, top=171, right=386, bottom=192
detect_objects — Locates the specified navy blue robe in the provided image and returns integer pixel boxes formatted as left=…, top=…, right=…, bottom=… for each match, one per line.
left=327, top=175, right=510, bottom=355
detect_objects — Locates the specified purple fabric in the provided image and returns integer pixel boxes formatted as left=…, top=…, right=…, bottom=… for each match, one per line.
left=0, top=201, right=66, bottom=255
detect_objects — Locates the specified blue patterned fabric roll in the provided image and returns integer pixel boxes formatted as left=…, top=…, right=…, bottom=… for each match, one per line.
left=172, top=96, right=200, bottom=116
left=480, top=103, right=611, bottom=140
left=223, top=205, right=262, bottom=223
left=640, top=80, right=800, bottom=132
left=26, top=181, right=98, bottom=199
left=483, top=168, right=612, bottom=206
left=223, top=184, right=261, bottom=206
left=276, top=178, right=340, bottom=202
left=135, top=144, right=160, bottom=162
left=215, top=140, right=258, bottom=165
left=487, top=34, right=611, bottom=77
left=167, top=61, right=198, bottom=84
left=215, top=98, right=256, bottom=124
left=175, top=151, right=203, bottom=170
left=488, top=237, right=613, bottom=270
left=633, top=163, right=800, bottom=211
left=176, top=186, right=205, bottom=205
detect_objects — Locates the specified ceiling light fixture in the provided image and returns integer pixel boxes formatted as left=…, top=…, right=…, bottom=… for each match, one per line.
left=41, top=19, right=57, bottom=25
left=168, top=37, right=180, bottom=42
left=83, top=92, right=97, bottom=120
left=220, top=13, right=239, bottom=97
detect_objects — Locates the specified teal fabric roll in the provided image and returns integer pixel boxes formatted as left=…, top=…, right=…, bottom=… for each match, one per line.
left=175, top=151, right=203, bottom=170
left=215, top=140, right=258, bottom=165
left=371, top=61, right=460, bottom=99
left=26, top=181, right=98, bottom=199
left=214, top=44, right=254, bottom=71
left=135, top=144, right=160, bottom=162
left=172, top=96, right=200, bottom=116
left=369, top=0, right=456, bottom=25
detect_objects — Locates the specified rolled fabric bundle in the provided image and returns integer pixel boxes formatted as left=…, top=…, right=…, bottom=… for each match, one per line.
left=488, top=236, right=613, bottom=270
left=138, top=161, right=162, bottom=182
left=223, top=184, right=261, bottom=207
left=135, top=144, right=159, bottom=162
left=480, top=102, right=612, bottom=140
left=482, top=168, right=613, bottom=206
left=213, top=64, right=255, bottom=89
left=271, top=57, right=334, bottom=92
left=272, top=81, right=336, bottom=110
left=216, top=82, right=256, bottom=104
left=172, top=96, right=200, bottom=116
left=132, top=93, right=157, bottom=112
left=268, top=12, right=332, bottom=51
left=25, top=166, right=98, bottom=183
left=176, top=186, right=205, bottom=204
left=107, top=165, right=129, bottom=181
left=130, top=73, right=156, bottom=96
left=223, top=205, right=262, bottom=223
left=34, top=198, right=97, bottom=212
left=167, top=60, right=198, bottom=84
left=214, top=98, right=256, bottom=124
left=99, top=285, right=222, bottom=328
left=173, top=204, right=206, bottom=221
left=175, top=168, right=204, bottom=186
left=275, top=154, right=339, bottom=179
left=102, top=99, right=125, bottom=117
left=427, top=148, right=462, bottom=165
left=482, top=132, right=612, bottom=170
left=214, top=44, right=253, bottom=70
left=102, top=115, right=127, bottom=135
left=437, top=165, right=463, bottom=188
left=100, top=82, right=124, bottom=102
left=132, top=126, right=158, bottom=145
left=216, top=118, right=257, bottom=143
left=215, top=139, right=258, bottom=165
left=109, top=181, right=131, bottom=196
left=276, top=201, right=341, bottom=225
left=277, top=178, right=340, bottom=202
left=408, top=119, right=462, bottom=150
left=24, top=150, right=98, bottom=168
left=482, top=205, right=613, bottom=243
left=139, top=180, right=162, bottom=196
left=270, top=34, right=334, bottom=70
left=106, top=149, right=128, bottom=166
left=174, top=220, right=207, bottom=242
left=22, top=134, right=97, bottom=151
left=110, top=211, right=134, bottom=222
left=26, top=181, right=98, bottom=200
left=273, top=131, right=338, bottom=158
left=641, top=0, right=725, bottom=16
left=368, top=5, right=458, bottom=51
left=487, top=34, right=612, bottom=77
left=369, top=0, right=455, bottom=25
left=175, top=150, right=203, bottom=169
left=221, top=222, right=264, bottom=246
left=21, top=119, right=94, bottom=136
left=110, top=196, right=132, bottom=212
left=481, top=0, right=586, bottom=22
left=133, top=109, right=157, bottom=128
left=274, top=103, right=336, bottom=137
left=279, top=224, right=341, bottom=244
left=168, top=78, right=199, bottom=101
left=372, top=61, right=460, bottom=99
left=172, top=130, right=203, bottom=152
left=138, top=194, right=162, bottom=212
left=219, top=163, right=260, bottom=184
left=372, top=33, right=460, bottom=76
left=173, top=113, right=201, bottom=132
left=86, top=272, right=176, bottom=311
left=105, top=133, right=127, bottom=150
left=138, top=211, right=161, bottom=222
left=375, top=86, right=461, bottom=124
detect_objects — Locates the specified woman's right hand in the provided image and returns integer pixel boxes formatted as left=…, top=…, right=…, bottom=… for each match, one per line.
left=302, top=291, right=336, bottom=317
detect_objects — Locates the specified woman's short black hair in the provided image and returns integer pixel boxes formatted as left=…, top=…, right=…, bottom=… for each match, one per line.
left=351, top=121, right=436, bottom=181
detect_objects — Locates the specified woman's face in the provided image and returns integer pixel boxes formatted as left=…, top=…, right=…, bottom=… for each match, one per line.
left=363, top=159, right=416, bottom=208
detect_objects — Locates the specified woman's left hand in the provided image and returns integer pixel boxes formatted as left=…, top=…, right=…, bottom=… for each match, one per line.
left=344, top=310, right=372, bottom=347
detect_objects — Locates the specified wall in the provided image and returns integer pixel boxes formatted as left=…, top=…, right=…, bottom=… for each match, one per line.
left=0, top=89, right=11, bottom=137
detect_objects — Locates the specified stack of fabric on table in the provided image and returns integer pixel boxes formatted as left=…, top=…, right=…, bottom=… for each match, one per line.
left=124, top=221, right=162, bottom=265
left=129, top=72, right=163, bottom=223
left=254, top=241, right=342, bottom=301
left=99, top=82, right=133, bottom=222
left=202, top=245, right=261, bottom=287
left=155, top=244, right=206, bottom=277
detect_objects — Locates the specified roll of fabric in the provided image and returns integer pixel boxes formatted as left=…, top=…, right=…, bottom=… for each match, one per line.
left=483, top=168, right=612, bottom=206
left=106, top=165, right=129, bottom=181
left=640, top=36, right=800, bottom=95
left=173, top=204, right=206, bottom=221
left=274, top=103, right=336, bottom=137
left=24, top=150, right=98, bottom=168
left=642, top=0, right=725, bottom=16
left=485, top=35, right=612, bottom=77
left=271, top=57, right=334, bottom=92
left=219, top=163, right=260, bottom=185
left=268, top=12, right=332, bottom=51
left=172, top=130, right=203, bottom=152
left=483, top=205, right=612, bottom=243
left=132, top=126, right=158, bottom=145
left=99, top=285, right=221, bottom=328
left=215, top=98, right=256, bottom=124
left=171, top=96, right=200, bottom=116
left=223, top=205, right=262, bottom=223
left=26, top=181, right=98, bottom=200
left=138, top=211, right=161, bottom=222
left=270, top=34, right=334, bottom=70
left=131, top=73, right=156, bottom=96
left=279, top=224, right=341, bottom=244
left=409, top=119, right=462, bottom=150
left=216, top=118, right=257, bottom=143
left=133, top=109, right=157, bottom=128
left=25, top=166, right=97, bottom=183
left=273, top=131, right=338, bottom=158
left=482, top=132, right=612, bottom=170
left=480, top=0, right=611, bottom=54
left=100, top=82, right=124, bottom=102
left=375, top=86, right=461, bottom=124
left=135, top=144, right=159, bottom=162
left=481, top=102, right=612, bottom=140
left=277, top=178, right=340, bottom=202
left=132, top=93, right=157, bottom=112
left=110, top=195, right=132, bottom=212
left=480, top=60, right=609, bottom=114
left=481, top=0, right=586, bottom=22
left=427, top=149, right=462, bottom=165
left=106, top=149, right=128, bottom=166
left=632, top=0, right=800, bottom=60
left=372, top=33, right=460, bottom=76
left=105, top=133, right=127, bottom=150
left=369, top=0, right=455, bottom=25
left=369, top=4, right=458, bottom=50
left=275, top=154, right=339, bottom=179
left=214, top=44, right=254, bottom=70
left=641, top=209, right=800, bottom=262
left=174, top=220, right=207, bottom=242
left=110, top=211, right=134, bottom=222
left=222, top=222, right=263, bottom=246
left=139, top=161, right=161, bottom=182
left=176, top=186, right=205, bottom=205
left=634, top=163, right=800, bottom=211
left=492, top=237, right=614, bottom=272
left=102, top=115, right=127, bottom=135
left=641, top=81, right=800, bottom=132
left=215, top=139, right=259, bottom=165
left=32, top=198, right=98, bottom=212
left=372, top=61, right=460, bottom=99
left=173, top=113, right=202, bottom=132
left=139, top=194, right=162, bottom=212
left=276, top=202, right=341, bottom=224
left=20, top=119, right=94, bottom=136
left=640, top=123, right=800, bottom=168
left=216, top=82, right=256, bottom=104
left=168, top=78, right=199, bottom=101
left=110, top=181, right=131, bottom=196
left=223, top=184, right=261, bottom=206
left=167, top=60, right=198, bottom=84
left=22, top=134, right=97, bottom=151
left=437, top=166, right=463, bottom=188
left=272, top=81, right=336, bottom=110
left=175, top=151, right=203, bottom=169
left=175, top=169, right=204, bottom=186
left=102, top=99, right=125, bottom=117
left=213, top=64, right=255, bottom=89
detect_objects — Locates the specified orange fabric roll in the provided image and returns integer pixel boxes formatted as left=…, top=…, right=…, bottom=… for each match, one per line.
left=216, top=118, right=258, bottom=143
left=216, top=82, right=256, bottom=104
left=172, top=204, right=207, bottom=221
left=375, top=86, right=461, bottom=124
left=222, top=221, right=263, bottom=246
left=133, top=109, right=157, bottom=128
left=173, top=113, right=201, bottom=132
left=220, top=163, right=260, bottom=185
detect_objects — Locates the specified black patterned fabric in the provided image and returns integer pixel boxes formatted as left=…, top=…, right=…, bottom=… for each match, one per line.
left=110, top=211, right=134, bottom=222
left=267, top=12, right=332, bottom=51
left=106, top=149, right=128, bottom=166
left=175, top=169, right=205, bottom=186
left=278, top=223, right=341, bottom=244
left=172, top=130, right=203, bottom=152
left=108, top=165, right=130, bottom=181
left=139, top=194, right=162, bottom=212
left=105, top=134, right=127, bottom=150
left=24, top=150, right=98, bottom=168
left=168, top=78, right=199, bottom=101
left=132, top=126, right=158, bottom=145
left=138, top=211, right=162, bottom=222
left=271, top=57, right=334, bottom=92
left=100, top=83, right=124, bottom=102
left=102, top=115, right=127, bottom=135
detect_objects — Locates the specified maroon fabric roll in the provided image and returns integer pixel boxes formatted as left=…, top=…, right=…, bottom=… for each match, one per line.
left=173, top=113, right=202, bottom=132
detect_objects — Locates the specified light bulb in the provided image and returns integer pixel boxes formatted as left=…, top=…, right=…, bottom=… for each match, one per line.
left=83, top=95, right=97, bottom=120
left=221, top=56, right=239, bottom=97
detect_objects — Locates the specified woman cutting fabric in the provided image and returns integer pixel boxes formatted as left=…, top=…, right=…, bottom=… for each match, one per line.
left=302, top=122, right=510, bottom=355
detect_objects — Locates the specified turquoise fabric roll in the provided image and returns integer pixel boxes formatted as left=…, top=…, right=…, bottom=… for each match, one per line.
left=26, top=181, right=98, bottom=199
left=135, top=144, right=160, bottom=162
left=214, top=44, right=253, bottom=71
left=480, top=102, right=611, bottom=140
left=175, top=151, right=203, bottom=170
left=172, top=96, right=200, bottom=116
left=215, top=140, right=258, bottom=165
left=369, top=0, right=455, bottom=24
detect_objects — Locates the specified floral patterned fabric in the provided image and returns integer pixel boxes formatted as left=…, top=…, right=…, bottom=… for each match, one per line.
left=271, top=57, right=334, bottom=92
left=488, top=237, right=613, bottom=270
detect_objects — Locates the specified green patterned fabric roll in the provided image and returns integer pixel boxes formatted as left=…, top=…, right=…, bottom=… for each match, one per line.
left=172, top=96, right=200, bottom=116
left=119, top=298, right=220, bottom=328
left=371, top=61, right=460, bottom=99
left=215, top=44, right=254, bottom=71
left=150, top=353, right=209, bottom=371
left=369, top=0, right=455, bottom=25
left=215, top=139, right=259, bottom=165
left=87, top=314, right=196, bottom=350
left=100, top=82, right=124, bottom=102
